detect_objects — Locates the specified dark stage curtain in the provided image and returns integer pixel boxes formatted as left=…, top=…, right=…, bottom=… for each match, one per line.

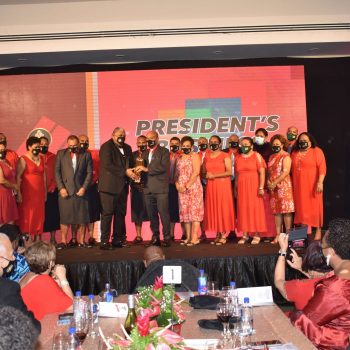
left=65, top=255, right=302, bottom=305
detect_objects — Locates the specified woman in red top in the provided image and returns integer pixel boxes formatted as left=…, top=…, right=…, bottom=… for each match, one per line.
left=16, top=137, right=46, bottom=239
left=0, top=142, right=19, bottom=224
left=290, top=218, right=350, bottom=350
left=234, top=137, right=267, bottom=244
left=202, top=135, right=235, bottom=245
left=20, top=241, right=73, bottom=321
left=291, top=132, right=326, bottom=240
left=274, top=237, right=331, bottom=310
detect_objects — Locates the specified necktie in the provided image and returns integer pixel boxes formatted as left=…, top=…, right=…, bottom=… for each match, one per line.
left=72, top=154, right=77, bottom=173
left=148, top=150, right=153, bottom=164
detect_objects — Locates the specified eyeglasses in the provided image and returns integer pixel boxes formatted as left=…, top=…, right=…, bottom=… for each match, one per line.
left=0, top=255, right=14, bottom=263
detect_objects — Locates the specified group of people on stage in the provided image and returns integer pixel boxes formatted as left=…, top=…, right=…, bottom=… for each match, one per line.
left=0, top=125, right=326, bottom=249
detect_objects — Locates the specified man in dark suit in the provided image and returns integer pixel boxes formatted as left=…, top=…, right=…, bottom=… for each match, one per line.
left=99, top=127, right=136, bottom=250
left=0, top=233, right=41, bottom=333
left=55, top=135, right=92, bottom=249
left=135, top=131, right=171, bottom=247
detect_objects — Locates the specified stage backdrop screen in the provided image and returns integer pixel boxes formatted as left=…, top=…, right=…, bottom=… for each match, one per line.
left=0, top=65, right=307, bottom=238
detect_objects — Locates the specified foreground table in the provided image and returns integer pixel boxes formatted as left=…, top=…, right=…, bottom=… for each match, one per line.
left=39, top=303, right=316, bottom=349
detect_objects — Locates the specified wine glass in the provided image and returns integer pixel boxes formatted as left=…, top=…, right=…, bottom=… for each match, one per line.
left=72, top=312, right=89, bottom=344
left=216, top=302, right=232, bottom=340
left=229, top=303, right=242, bottom=347
left=52, top=332, right=68, bottom=350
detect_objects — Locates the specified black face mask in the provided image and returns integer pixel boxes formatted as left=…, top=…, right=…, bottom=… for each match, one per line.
left=2, top=258, right=16, bottom=278
left=241, top=146, right=252, bottom=154
left=80, top=143, right=89, bottom=151
left=40, top=146, right=48, bottom=154
left=229, top=141, right=239, bottom=149
left=0, top=150, right=7, bottom=160
left=32, top=148, right=40, bottom=156
left=271, top=146, right=281, bottom=153
left=139, top=145, right=147, bottom=152
left=182, top=147, right=191, bottom=155
left=147, top=140, right=156, bottom=149
left=117, top=137, right=125, bottom=145
left=170, top=145, right=179, bottom=153
left=298, top=141, right=309, bottom=150
left=209, top=144, right=219, bottom=151
left=198, top=144, right=208, bottom=151
left=70, top=146, right=79, bottom=154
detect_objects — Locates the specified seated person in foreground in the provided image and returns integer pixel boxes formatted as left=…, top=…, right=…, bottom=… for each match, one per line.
left=19, top=241, right=73, bottom=320
left=136, top=246, right=200, bottom=292
left=289, top=218, right=350, bottom=350
left=0, top=224, right=30, bottom=282
left=274, top=237, right=332, bottom=310
left=0, top=305, right=39, bottom=350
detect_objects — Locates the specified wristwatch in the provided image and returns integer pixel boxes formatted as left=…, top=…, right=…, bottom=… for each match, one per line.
left=278, top=250, right=287, bottom=257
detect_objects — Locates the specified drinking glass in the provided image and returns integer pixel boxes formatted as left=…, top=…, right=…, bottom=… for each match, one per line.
left=229, top=303, right=242, bottom=346
left=208, top=281, right=219, bottom=296
left=220, top=286, right=232, bottom=304
left=52, top=332, right=68, bottom=350
left=216, top=302, right=232, bottom=340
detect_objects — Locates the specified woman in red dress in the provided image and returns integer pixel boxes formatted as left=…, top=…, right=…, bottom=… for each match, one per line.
left=267, top=134, right=294, bottom=243
left=290, top=218, right=350, bottom=349
left=16, top=137, right=46, bottom=239
left=20, top=241, right=73, bottom=320
left=175, top=136, right=203, bottom=246
left=0, top=142, right=19, bottom=224
left=234, top=137, right=267, bottom=244
left=291, top=132, right=326, bottom=240
left=202, top=135, right=235, bottom=245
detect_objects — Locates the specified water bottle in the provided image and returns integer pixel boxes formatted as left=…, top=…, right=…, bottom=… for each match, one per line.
left=87, top=294, right=98, bottom=337
left=229, top=281, right=238, bottom=305
left=67, top=327, right=80, bottom=350
left=73, top=291, right=83, bottom=320
left=197, top=269, right=208, bottom=295
left=101, top=283, right=114, bottom=302
left=241, top=297, right=253, bottom=335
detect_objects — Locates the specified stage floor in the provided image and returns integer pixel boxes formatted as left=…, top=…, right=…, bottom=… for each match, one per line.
left=56, top=239, right=280, bottom=264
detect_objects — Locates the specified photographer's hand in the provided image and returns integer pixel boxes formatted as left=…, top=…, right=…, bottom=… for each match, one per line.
left=278, top=233, right=289, bottom=252
left=286, top=248, right=303, bottom=271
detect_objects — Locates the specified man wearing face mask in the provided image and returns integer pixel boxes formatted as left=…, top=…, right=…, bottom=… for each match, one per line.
left=99, top=127, right=136, bottom=250
left=39, top=137, right=60, bottom=246
left=0, top=133, right=19, bottom=170
left=78, top=134, right=100, bottom=247
left=17, top=137, right=46, bottom=241
left=55, top=135, right=92, bottom=249
left=0, top=233, right=41, bottom=332
left=253, top=128, right=272, bottom=164
left=286, top=126, right=298, bottom=154
left=135, top=131, right=171, bottom=247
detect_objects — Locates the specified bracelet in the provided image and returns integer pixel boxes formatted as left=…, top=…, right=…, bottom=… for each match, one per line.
left=278, top=250, right=287, bottom=257
left=60, top=280, right=70, bottom=287
left=258, top=187, right=264, bottom=190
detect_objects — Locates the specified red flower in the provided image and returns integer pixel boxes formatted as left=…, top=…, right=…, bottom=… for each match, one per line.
left=137, top=313, right=150, bottom=336
left=153, top=276, right=163, bottom=290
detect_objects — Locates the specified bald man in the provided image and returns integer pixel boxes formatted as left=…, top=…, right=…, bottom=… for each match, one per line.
left=135, top=131, right=171, bottom=247
left=0, top=233, right=41, bottom=332
left=98, top=127, right=136, bottom=250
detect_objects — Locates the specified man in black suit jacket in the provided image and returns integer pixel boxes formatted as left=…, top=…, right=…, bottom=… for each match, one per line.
left=0, top=233, right=41, bottom=333
left=55, top=135, right=93, bottom=249
left=99, top=127, right=136, bottom=250
left=135, top=131, right=171, bottom=247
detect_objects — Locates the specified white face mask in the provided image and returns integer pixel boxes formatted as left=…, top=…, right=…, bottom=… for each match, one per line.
left=255, top=136, right=265, bottom=146
left=326, top=254, right=332, bottom=266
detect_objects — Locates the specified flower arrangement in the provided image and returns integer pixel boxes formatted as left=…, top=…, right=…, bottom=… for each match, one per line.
left=113, top=277, right=187, bottom=350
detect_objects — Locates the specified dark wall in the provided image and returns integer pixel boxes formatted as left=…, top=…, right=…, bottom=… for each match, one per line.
left=2, top=57, right=350, bottom=224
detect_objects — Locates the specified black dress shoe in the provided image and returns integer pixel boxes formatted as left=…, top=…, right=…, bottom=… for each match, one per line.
left=88, top=237, right=98, bottom=246
left=146, top=238, right=161, bottom=247
left=112, top=242, right=123, bottom=248
left=161, top=240, right=171, bottom=247
left=100, top=242, right=114, bottom=250
left=68, top=239, right=77, bottom=248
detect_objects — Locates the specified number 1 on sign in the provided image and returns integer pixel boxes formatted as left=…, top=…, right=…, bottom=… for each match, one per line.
left=162, top=266, right=182, bottom=284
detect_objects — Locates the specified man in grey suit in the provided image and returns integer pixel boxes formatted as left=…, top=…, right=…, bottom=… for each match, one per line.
left=55, top=135, right=92, bottom=249
left=135, top=131, right=171, bottom=247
